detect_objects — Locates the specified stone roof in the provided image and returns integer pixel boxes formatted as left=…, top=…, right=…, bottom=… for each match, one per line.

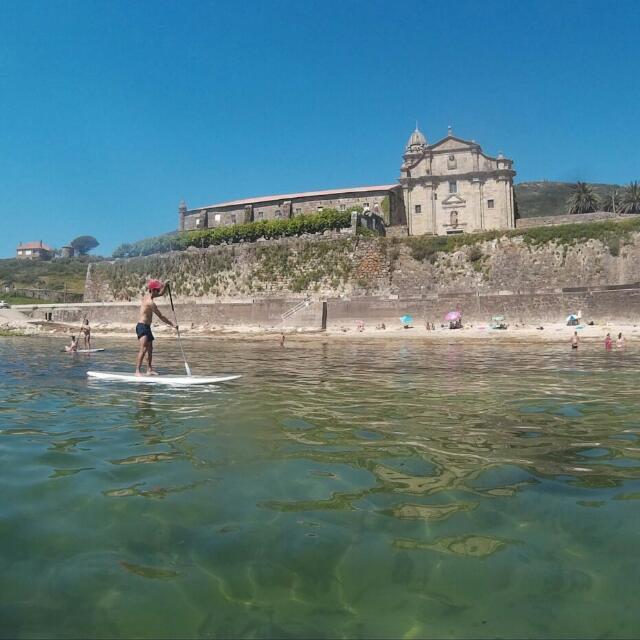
left=406, top=127, right=427, bottom=150
left=16, top=241, right=54, bottom=251
left=195, top=185, right=400, bottom=211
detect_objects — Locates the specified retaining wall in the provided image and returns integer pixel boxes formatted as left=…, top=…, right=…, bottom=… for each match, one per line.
left=15, top=283, right=640, bottom=329
left=18, top=299, right=324, bottom=330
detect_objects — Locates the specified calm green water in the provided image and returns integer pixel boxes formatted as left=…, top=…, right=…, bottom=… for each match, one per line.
left=1, top=336, right=639, bottom=639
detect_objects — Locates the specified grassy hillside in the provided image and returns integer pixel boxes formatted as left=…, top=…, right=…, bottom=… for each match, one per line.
left=0, top=257, right=101, bottom=293
left=515, top=181, right=619, bottom=218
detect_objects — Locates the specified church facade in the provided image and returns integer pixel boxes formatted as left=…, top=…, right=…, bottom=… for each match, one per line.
left=400, top=126, right=516, bottom=236
left=179, top=126, right=515, bottom=236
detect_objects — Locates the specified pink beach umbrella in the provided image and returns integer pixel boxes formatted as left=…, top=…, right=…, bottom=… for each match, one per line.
left=444, top=310, right=462, bottom=321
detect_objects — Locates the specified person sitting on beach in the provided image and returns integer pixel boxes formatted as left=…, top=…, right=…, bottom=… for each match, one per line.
left=617, top=332, right=625, bottom=348
left=605, top=333, right=613, bottom=350
left=135, top=280, right=177, bottom=376
left=571, top=331, right=579, bottom=349
left=80, top=318, right=91, bottom=350
left=66, top=335, right=78, bottom=352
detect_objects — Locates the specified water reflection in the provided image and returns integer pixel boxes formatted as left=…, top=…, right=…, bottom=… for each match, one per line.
left=0, top=336, right=639, bottom=638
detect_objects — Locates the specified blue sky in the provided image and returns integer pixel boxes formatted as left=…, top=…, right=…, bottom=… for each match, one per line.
left=0, top=0, right=638, bottom=257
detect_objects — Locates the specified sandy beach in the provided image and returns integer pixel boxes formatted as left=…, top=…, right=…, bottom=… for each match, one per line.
left=3, top=309, right=638, bottom=345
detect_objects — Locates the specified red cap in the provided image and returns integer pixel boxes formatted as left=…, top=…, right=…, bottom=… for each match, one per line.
left=148, top=279, right=163, bottom=291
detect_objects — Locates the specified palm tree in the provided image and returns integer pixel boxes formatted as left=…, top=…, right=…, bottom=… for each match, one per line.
left=566, top=182, right=600, bottom=214
left=601, top=188, right=621, bottom=213
left=620, top=181, right=640, bottom=214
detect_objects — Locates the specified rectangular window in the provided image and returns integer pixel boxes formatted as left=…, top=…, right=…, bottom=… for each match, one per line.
left=449, top=181, right=457, bottom=194
left=433, top=193, right=437, bottom=200
left=230, top=214, right=236, bottom=224
left=415, top=205, right=422, bottom=214
left=214, top=214, right=221, bottom=222
left=363, top=202, right=369, bottom=208
left=487, top=199, right=495, bottom=209
left=296, top=208, right=302, bottom=214
left=340, top=204, right=346, bottom=211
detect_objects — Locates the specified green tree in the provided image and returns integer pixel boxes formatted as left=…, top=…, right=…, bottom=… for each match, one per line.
left=70, top=235, right=100, bottom=255
left=619, top=181, right=640, bottom=214
left=601, top=188, right=621, bottom=213
left=566, top=182, right=600, bottom=214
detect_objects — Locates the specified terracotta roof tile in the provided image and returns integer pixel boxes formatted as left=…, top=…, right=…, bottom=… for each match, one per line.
left=16, top=241, right=54, bottom=251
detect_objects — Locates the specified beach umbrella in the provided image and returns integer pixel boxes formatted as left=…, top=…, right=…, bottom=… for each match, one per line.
left=566, top=314, right=578, bottom=323
left=492, top=315, right=505, bottom=322
left=400, top=315, right=413, bottom=325
left=445, top=311, right=462, bottom=321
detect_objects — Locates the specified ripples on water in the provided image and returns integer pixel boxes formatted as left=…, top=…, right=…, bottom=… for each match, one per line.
left=0, top=337, right=639, bottom=638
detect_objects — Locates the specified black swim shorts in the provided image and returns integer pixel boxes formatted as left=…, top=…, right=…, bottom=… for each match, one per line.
left=136, top=322, right=154, bottom=341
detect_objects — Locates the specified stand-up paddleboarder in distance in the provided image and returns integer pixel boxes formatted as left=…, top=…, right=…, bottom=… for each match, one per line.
left=135, top=279, right=177, bottom=376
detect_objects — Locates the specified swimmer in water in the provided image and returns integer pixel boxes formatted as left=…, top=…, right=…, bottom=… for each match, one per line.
left=66, top=335, right=78, bottom=352
left=605, top=333, right=613, bottom=350
left=617, top=332, right=625, bottom=349
left=571, top=331, right=579, bottom=349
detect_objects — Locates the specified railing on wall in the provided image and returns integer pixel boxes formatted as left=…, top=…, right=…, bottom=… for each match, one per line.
left=281, top=297, right=311, bottom=321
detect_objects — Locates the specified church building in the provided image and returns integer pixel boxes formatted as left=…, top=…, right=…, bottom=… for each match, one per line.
left=400, top=126, right=516, bottom=235
left=179, top=125, right=515, bottom=237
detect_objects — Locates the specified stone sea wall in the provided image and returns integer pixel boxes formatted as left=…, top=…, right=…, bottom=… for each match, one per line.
left=78, top=229, right=640, bottom=323
left=20, top=284, right=640, bottom=328
left=85, top=233, right=391, bottom=302
left=88, top=231, right=640, bottom=298
left=27, top=299, right=324, bottom=330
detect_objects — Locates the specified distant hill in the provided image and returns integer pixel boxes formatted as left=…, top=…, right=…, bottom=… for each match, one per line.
left=0, top=256, right=102, bottom=293
left=514, top=181, right=620, bottom=218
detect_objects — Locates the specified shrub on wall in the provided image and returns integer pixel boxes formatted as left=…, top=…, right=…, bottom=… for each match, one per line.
left=113, top=210, right=352, bottom=258
left=407, top=216, right=640, bottom=262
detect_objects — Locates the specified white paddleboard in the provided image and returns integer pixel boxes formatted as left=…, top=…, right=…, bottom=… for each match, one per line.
left=87, top=371, right=241, bottom=386
left=74, top=348, right=105, bottom=353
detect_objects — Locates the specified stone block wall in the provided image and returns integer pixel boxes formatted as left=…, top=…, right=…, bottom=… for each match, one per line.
left=85, top=233, right=391, bottom=302
left=22, top=299, right=324, bottom=330
left=84, top=227, right=640, bottom=323
left=182, top=186, right=406, bottom=230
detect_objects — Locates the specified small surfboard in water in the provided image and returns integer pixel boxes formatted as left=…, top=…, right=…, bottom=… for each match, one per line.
left=65, top=348, right=106, bottom=353
left=87, top=371, right=241, bottom=386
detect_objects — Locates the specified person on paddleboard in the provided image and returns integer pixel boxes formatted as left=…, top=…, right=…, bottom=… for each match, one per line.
left=135, top=279, right=177, bottom=376
left=80, top=318, right=91, bottom=350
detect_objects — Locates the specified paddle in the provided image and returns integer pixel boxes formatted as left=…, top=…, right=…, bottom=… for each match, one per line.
left=166, top=284, right=192, bottom=376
